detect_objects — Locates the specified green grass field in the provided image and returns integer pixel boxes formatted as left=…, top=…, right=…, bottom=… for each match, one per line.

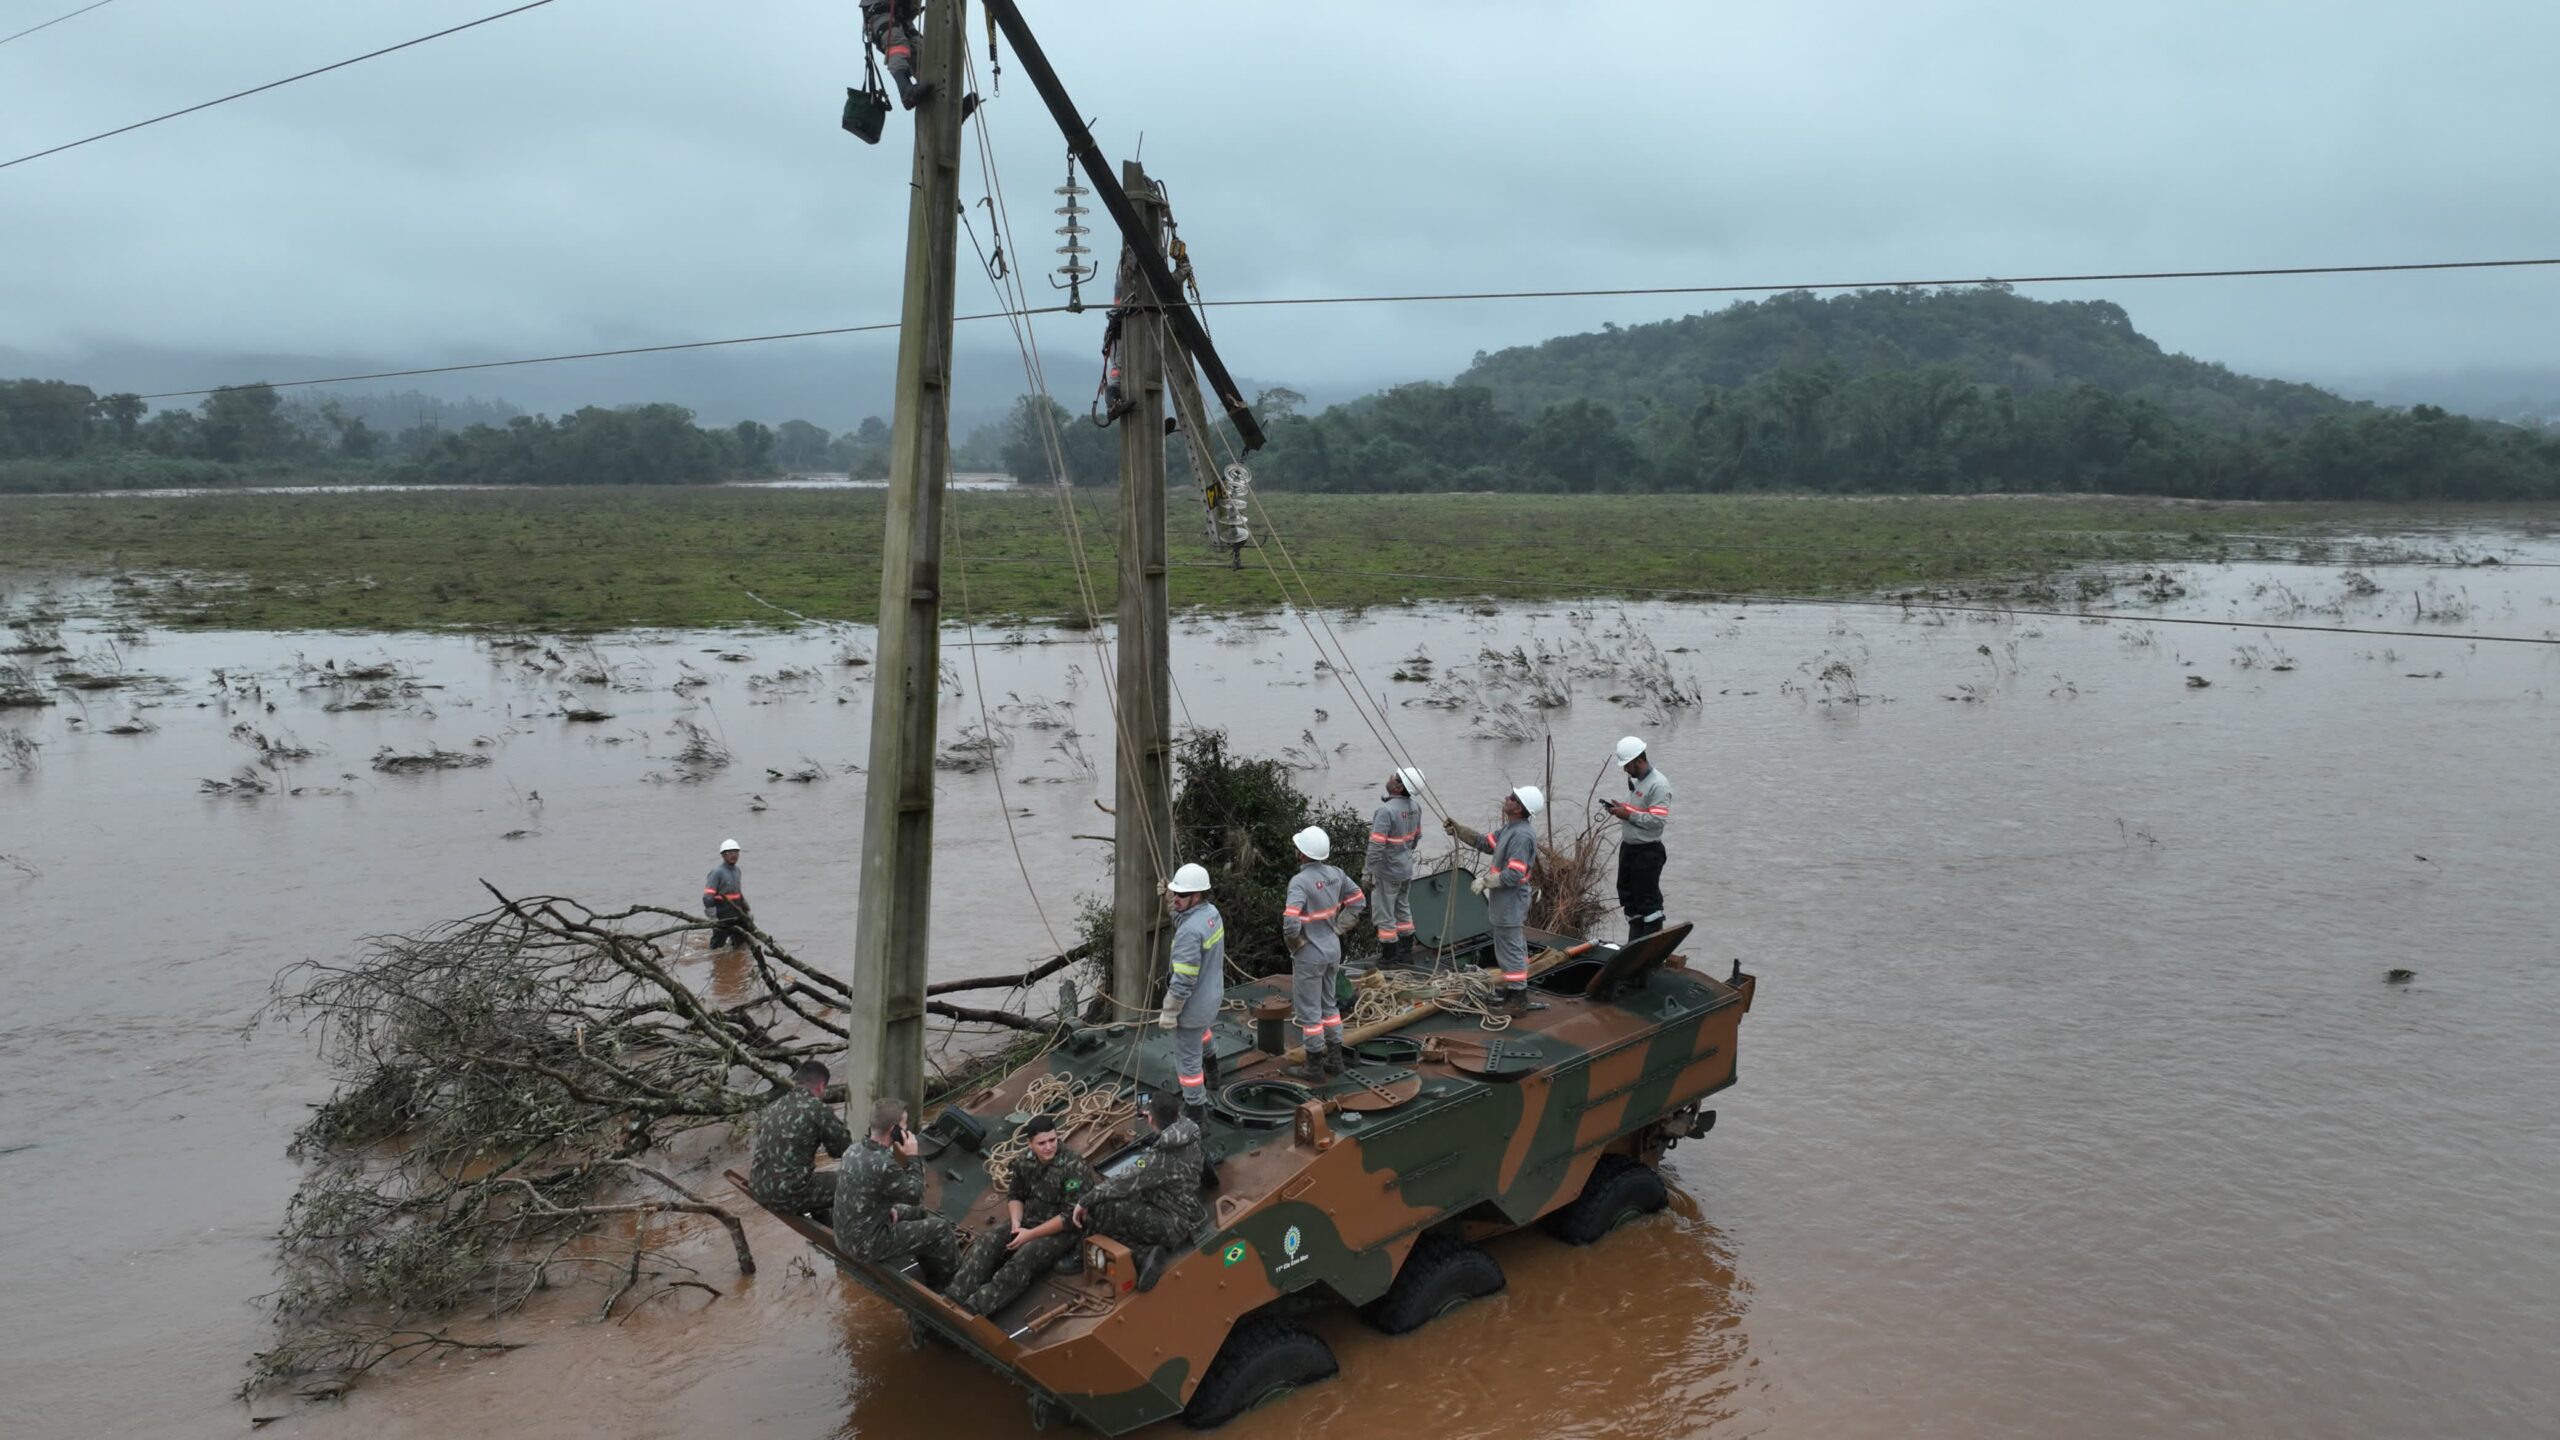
left=0, top=486, right=2524, bottom=632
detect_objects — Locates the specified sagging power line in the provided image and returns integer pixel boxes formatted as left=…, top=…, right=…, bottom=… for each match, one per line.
left=0, top=0, right=116, bottom=50
left=0, top=0, right=561, bottom=173
left=10, top=255, right=2558, bottom=411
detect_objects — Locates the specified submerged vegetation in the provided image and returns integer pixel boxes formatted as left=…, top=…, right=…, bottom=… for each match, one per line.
left=4, top=485, right=2511, bottom=633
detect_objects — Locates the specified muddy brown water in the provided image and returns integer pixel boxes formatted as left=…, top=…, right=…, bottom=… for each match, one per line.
left=2, top=545, right=2556, bottom=1438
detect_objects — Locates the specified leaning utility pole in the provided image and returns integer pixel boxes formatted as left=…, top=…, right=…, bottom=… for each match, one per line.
left=1108, top=164, right=1174, bottom=1016
left=848, top=0, right=970, bottom=1123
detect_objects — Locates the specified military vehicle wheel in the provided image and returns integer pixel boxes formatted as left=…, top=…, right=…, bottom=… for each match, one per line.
left=1358, top=1231, right=1506, bottom=1335
left=1540, top=1154, right=1668, bottom=1245
left=1180, top=1315, right=1339, bottom=1429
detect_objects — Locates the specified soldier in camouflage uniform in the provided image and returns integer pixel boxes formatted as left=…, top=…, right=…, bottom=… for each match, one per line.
left=945, top=1115, right=1099, bottom=1317
left=832, top=1096, right=961, bottom=1288
left=1075, top=1092, right=1207, bottom=1292
left=747, top=1059, right=850, bottom=1222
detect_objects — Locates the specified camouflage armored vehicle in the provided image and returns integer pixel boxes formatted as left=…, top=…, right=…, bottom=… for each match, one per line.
left=736, top=869, right=1757, bottom=1432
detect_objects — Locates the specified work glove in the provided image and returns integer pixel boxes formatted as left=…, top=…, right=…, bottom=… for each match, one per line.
left=1155, top=1002, right=1178, bottom=1031
left=1441, top=816, right=1465, bottom=838
left=1332, top=914, right=1358, bottom=937
left=1469, top=873, right=1491, bottom=897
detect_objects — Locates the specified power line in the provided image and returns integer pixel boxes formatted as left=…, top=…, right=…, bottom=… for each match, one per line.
left=0, top=0, right=560, bottom=173
left=8, top=255, right=2560, bottom=412
left=0, top=0, right=114, bottom=49
left=1189, top=258, right=2560, bottom=312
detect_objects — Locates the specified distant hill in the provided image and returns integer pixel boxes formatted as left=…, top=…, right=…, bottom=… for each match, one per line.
left=1248, top=287, right=2560, bottom=501
left=1456, top=285, right=2353, bottom=434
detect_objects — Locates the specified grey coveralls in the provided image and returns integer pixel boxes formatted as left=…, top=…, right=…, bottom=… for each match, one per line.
left=1457, top=818, right=1537, bottom=993
left=1281, top=861, right=1365, bottom=1055
left=702, top=859, right=748, bottom=949
left=1165, top=902, right=1226, bottom=1110
left=1363, top=793, right=1423, bottom=954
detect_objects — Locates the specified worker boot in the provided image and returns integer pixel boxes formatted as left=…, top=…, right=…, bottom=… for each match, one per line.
left=1201, top=1047, right=1221, bottom=1096
left=1322, top=1040, right=1346, bottom=1078
left=1282, top=1051, right=1327, bottom=1084
left=892, top=67, right=933, bottom=109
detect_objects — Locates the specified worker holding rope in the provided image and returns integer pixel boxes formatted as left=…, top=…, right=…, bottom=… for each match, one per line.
left=1445, top=786, right=1544, bottom=1015
left=1605, top=736, right=1674, bottom=942
left=1362, top=767, right=1427, bottom=972
left=1280, top=827, right=1364, bottom=1083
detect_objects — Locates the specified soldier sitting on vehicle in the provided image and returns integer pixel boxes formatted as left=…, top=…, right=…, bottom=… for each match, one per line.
left=945, top=1115, right=1098, bottom=1316
left=747, top=1059, right=850, bottom=1223
left=1074, top=1091, right=1209, bottom=1293
left=832, top=1096, right=961, bottom=1288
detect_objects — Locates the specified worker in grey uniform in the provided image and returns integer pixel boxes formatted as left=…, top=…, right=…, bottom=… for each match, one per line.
left=1279, top=826, right=1364, bottom=1082
left=859, top=0, right=932, bottom=109
left=1363, top=767, right=1427, bottom=970
left=1444, top=785, right=1543, bottom=1013
left=1606, top=736, right=1674, bottom=942
left=1157, top=863, right=1226, bottom=1184
left=702, top=838, right=751, bottom=952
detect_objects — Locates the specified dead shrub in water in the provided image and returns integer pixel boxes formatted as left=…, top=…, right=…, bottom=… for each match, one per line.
left=247, top=891, right=1072, bottom=1400
left=2, top=728, right=41, bottom=772
left=1529, top=827, right=1614, bottom=936
left=0, top=664, right=53, bottom=709
left=371, top=746, right=492, bottom=774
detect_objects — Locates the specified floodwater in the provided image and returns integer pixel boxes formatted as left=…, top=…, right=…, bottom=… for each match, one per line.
left=0, top=474, right=1017, bottom=501
left=2, top=539, right=2556, bottom=1439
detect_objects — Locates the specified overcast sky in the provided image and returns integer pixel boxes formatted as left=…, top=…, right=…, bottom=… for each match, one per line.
left=5, top=0, right=2557, bottom=412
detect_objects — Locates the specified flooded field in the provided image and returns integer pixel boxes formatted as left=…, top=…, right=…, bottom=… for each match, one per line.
left=2, top=542, right=2555, bottom=1439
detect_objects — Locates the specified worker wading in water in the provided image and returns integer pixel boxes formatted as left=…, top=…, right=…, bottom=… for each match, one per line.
left=1158, top=863, right=1226, bottom=1186
left=1606, top=736, right=1673, bottom=942
left=1075, top=1091, right=1209, bottom=1292
left=703, top=838, right=752, bottom=952
left=833, top=1097, right=961, bottom=1288
left=1280, top=826, right=1365, bottom=1082
left=860, top=0, right=932, bottom=109
left=1363, top=767, right=1427, bottom=971
left=946, top=1114, right=1098, bottom=1316
left=1446, top=786, right=1544, bottom=1013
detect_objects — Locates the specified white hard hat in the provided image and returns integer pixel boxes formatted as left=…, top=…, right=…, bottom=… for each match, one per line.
left=1511, top=785, right=1546, bottom=817
left=1292, top=826, right=1332, bottom=861
left=1393, top=766, right=1425, bottom=796
left=1167, top=862, right=1212, bottom=894
left=1614, top=736, right=1648, bottom=765
left=719, top=838, right=742, bottom=853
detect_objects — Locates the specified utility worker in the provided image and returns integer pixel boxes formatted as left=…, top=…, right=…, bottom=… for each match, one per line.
left=703, top=839, right=751, bottom=951
left=1074, top=1091, right=1208, bottom=1292
left=747, top=1059, right=850, bottom=1223
left=1443, top=786, right=1543, bottom=1013
left=945, top=1115, right=1098, bottom=1316
left=1157, top=864, right=1226, bottom=1183
left=860, top=0, right=932, bottom=110
left=1280, top=826, right=1365, bottom=1082
left=833, top=1096, right=961, bottom=1288
left=1363, top=767, right=1427, bottom=970
left=1606, top=736, right=1673, bottom=942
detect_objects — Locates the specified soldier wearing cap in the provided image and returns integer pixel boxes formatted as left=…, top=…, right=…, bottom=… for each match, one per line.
left=1444, top=785, right=1543, bottom=1013
left=1605, top=736, right=1674, bottom=942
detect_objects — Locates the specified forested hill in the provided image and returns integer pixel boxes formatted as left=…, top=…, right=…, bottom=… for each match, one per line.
left=1457, top=286, right=2349, bottom=434
left=1250, top=286, right=2560, bottom=501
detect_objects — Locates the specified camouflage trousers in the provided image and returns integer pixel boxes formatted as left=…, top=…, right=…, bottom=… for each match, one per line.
left=948, top=1226, right=1080, bottom=1316
left=1088, top=1198, right=1196, bottom=1252
left=847, top=1216, right=961, bottom=1289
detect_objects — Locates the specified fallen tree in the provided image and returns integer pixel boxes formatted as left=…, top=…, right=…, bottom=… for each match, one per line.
left=247, top=887, right=1088, bottom=1401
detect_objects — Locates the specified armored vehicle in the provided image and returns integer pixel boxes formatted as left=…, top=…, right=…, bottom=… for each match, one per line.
left=736, top=870, right=1757, bottom=1431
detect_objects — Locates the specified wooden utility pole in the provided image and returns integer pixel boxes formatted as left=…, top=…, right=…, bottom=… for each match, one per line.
left=848, top=0, right=970, bottom=1124
left=1109, top=163, right=1174, bottom=1016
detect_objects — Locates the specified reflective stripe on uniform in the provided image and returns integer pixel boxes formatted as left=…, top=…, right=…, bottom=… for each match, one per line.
left=1171, top=961, right=1200, bottom=976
